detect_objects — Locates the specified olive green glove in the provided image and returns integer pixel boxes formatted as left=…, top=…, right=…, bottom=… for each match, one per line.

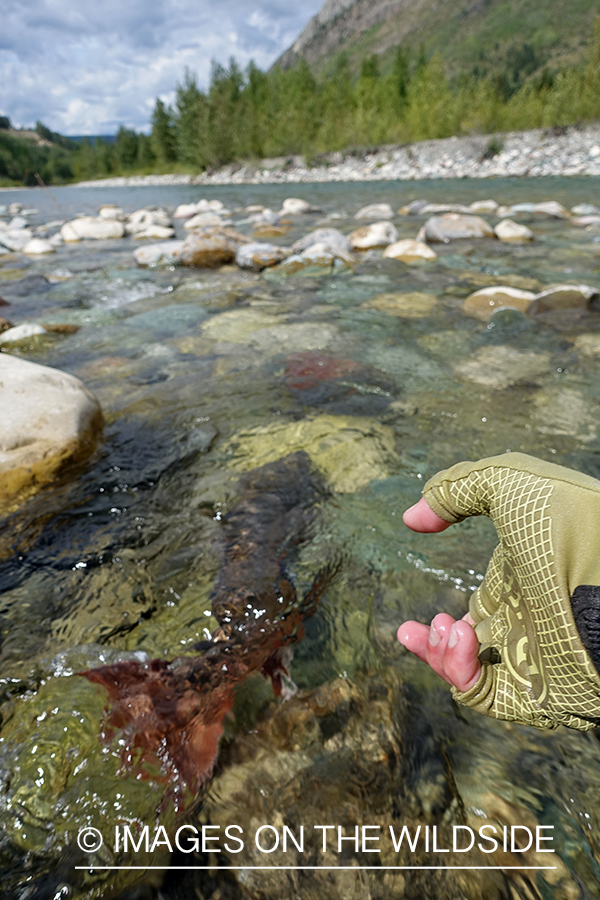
left=423, top=453, right=600, bottom=731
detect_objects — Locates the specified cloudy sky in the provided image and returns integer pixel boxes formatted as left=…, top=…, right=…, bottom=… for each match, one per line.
left=0, top=0, right=323, bottom=135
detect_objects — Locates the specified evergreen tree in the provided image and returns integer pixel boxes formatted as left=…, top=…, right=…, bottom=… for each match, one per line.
left=151, top=99, right=177, bottom=163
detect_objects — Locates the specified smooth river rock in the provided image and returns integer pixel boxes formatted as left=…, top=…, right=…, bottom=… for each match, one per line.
left=236, top=242, right=290, bottom=271
left=529, top=284, right=599, bottom=314
left=22, top=238, right=56, bottom=255
left=0, top=355, right=103, bottom=506
left=462, top=286, right=536, bottom=320
left=349, top=221, right=399, bottom=249
left=494, top=219, right=534, bottom=242
left=354, top=203, right=395, bottom=220
left=382, top=239, right=437, bottom=262
left=292, top=228, right=351, bottom=255
left=281, top=198, right=319, bottom=214
left=0, top=323, right=48, bottom=344
left=417, top=214, right=495, bottom=243
left=61, top=218, right=125, bottom=242
left=133, top=240, right=185, bottom=267
left=180, top=226, right=251, bottom=268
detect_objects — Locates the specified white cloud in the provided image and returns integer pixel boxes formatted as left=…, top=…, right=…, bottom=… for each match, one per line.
left=0, top=0, right=324, bottom=134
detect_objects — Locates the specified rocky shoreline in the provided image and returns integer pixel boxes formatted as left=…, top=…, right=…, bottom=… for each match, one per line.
left=70, top=123, right=600, bottom=189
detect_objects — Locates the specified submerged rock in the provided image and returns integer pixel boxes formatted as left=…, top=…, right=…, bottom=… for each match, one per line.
left=529, top=283, right=598, bottom=313
left=349, top=221, right=398, bottom=249
left=462, top=286, right=536, bottom=320
left=455, top=345, right=550, bottom=388
left=0, top=355, right=103, bottom=506
left=224, top=413, right=396, bottom=493
left=382, top=239, right=437, bottom=262
left=417, top=214, right=495, bottom=242
left=363, top=291, right=438, bottom=318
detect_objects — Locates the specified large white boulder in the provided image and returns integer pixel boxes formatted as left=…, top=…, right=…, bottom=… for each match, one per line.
left=61, top=218, right=125, bottom=242
left=349, top=221, right=398, bottom=249
left=0, top=355, right=103, bottom=506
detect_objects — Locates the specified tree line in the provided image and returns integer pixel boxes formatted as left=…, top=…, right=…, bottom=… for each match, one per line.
left=4, top=21, right=600, bottom=185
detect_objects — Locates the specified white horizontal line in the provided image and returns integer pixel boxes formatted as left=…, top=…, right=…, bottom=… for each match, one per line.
left=75, top=866, right=557, bottom=871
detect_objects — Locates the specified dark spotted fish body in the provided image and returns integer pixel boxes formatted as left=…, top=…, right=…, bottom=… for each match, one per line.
left=82, top=452, right=337, bottom=798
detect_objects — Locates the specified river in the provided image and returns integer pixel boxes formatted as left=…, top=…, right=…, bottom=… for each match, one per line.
left=1, top=177, right=600, bottom=900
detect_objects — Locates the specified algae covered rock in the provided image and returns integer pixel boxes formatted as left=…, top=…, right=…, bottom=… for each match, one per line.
left=363, top=291, right=438, bottom=318
left=455, top=345, right=550, bottom=388
left=0, top=355, right=103, bottom=506
left=224, top=413, right=396, bottom=493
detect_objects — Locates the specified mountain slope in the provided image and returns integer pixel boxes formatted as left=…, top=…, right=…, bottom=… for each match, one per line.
left=276, top=0, right=600, bottom=81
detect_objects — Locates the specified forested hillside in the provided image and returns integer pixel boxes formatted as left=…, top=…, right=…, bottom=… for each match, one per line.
left=4, top=1, right=600, bottom=184
left=0, top=120, right=75, bottom=186
left=75, top=19, right=600, bottom=180
left=277, top=0, right=600, bottom=88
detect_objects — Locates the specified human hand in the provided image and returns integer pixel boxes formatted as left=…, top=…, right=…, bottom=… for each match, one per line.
left=396, top=455, right=600, bottom=731
left=398, top=496, right=482, bottom=693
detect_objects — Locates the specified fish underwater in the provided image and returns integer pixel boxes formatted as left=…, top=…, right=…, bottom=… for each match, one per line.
left=0, top=451, right=339, bottom=899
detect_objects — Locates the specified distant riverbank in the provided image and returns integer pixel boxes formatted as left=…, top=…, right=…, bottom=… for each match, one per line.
left=69, top=124, right=600, bottom=189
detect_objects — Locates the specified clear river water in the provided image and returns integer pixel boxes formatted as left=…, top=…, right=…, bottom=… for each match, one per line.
left=1, top=178, right=600, bottom=900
